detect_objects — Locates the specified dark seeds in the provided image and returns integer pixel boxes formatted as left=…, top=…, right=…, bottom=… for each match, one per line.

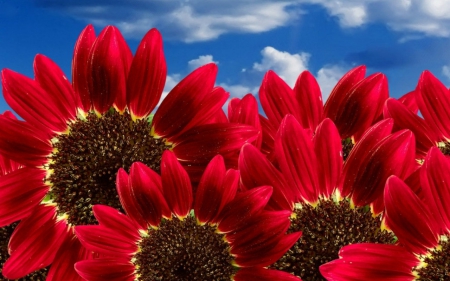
left=271, top=199, right=396, bottom=281
left=414, top=236, right=450, bottom=280
left=135, top=216, right=235, bottom=281
left=48, top=111, right=171, bottom=226
left=341, top=138, right=354, bottom=161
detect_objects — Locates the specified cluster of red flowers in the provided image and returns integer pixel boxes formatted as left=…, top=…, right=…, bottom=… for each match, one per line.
left=0, top=25, right=448, bottom=281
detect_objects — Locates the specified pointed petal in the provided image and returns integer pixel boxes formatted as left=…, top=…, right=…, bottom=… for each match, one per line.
left=275, top=115, right=319, bottom=204
left=421, top=147, right=450, bottom=234
left=294, top=70, right=323, bottom=130
left=152, top=64, right=218, bottom=138
left=128, top=162, right=171, bottom=226
left=217, top=186, right=272, bottom=233
left=34, top=54, right=78, bottom=121
left=259, top=114, right=277, bottom=157
left=239, top=144, right=294, bottom=210
left=383, top=98, right=436, bottom=157
left=161, top=151, right=192, bottom=218
left=0, top=167, right=48, bottom=227
left=0, top=115, right=52, bottom=167
left=384, top=176, right=438, bottom=254
left=313, top=118, right=342, bottom=197
left=3, top=204, right=68, bottom=279
left=72, top=24, right=96, bottom=112
left=211, top=169, right=239, bottom=224
left=88, top=26, right=132, bottom=114
left=259, top=70, right=299, bottom=128
left=320, top=243, right=418, bottom=281
left=234, top=268, right=301, bottom=281
left=398, top=90, right=418, bottom=114
left=75, top=259, right=135, bottom=281
left=93, top=205, right=140, bottom=240
left=348, top=130, right=416, bottom=207
left=127, top=28, right=166, bottom=119
left=194, top=155, right=226, bottom=224
left=2, top=69, right=69, bottom=134
left=416, top=70, right=450, bottom=139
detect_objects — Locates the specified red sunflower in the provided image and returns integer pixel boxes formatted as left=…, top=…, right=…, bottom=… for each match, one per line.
left=320, top=147, right=450, bottom=280
left=0, top=25, right=257, bottom=279
left=75, top=151, right=301, bottom=281
left=238, top=115, right=416, bottom=280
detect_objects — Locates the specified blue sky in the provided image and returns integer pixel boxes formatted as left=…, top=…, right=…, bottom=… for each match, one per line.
left=2, top=0, right=450, bottom=114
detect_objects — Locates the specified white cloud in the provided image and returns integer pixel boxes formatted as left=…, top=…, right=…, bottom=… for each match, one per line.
left=442, top=65, right=450, bottom=80
left=188, top=55, right=217, bottom=71
left=316, top=65, right=347, bottom=101
left=252, top=46, right=310, bottom=87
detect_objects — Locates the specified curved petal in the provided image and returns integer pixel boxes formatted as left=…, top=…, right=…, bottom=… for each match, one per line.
left=161, top=151, right=193, bottom=219
left=416, top=70, right=450, bottom=140
left=127, top=28, right=166, bottom=119
left=383, top=98, right=436, bottom=157
left=152, top=63, right=218, bottom=138
left=34, top=54, right=78, bottom=122
left=320, top=243, right=418, bottom=281
left=3, top=204, right=68, bottom=279
left=239, top=143, right=295, bottom=210
left=2, top=69, right=69, bottom=134
left=75, top=259, right=135, bottom=281
left=313, top=118, right=342, bottom=198
left=259, top=114, right=277, bottom=157
left=398, top=90, right=418, bottom=114
left=93, top=205, right=141, bottom=240
left=0, top=167, right=48, bottom=227
left=234, top=268, right=301, bottom=281
left=210, top=169, right=239, bottom=224
left=384, top=176, right=438, bottom=255
left=275, top=115, right=319, bottom=204
left=128, top=162, right=171, bottom=227
left=72, top=24, right=96, bottom=112
left=88, top=26, right=132, bottom=114
left=294, top=70, right=323, bottom=130
left=420, top=147, right=450, bottom=234
left=259, top=70, right=299, bottom=129
left=0, top=115, right=52, bottom=167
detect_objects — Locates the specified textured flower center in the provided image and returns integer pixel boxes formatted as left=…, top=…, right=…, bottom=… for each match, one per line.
left=270, top=199, right=395, bottom=281
left=47, top=110, right=172, bottom=226
left=1, top=222, right=49, bottom=280
left=414, top=235, right=450, bottom=280
left=341, top=138, right=354, bottom=161
left=134, top=216, right=235, bottom=281
left=438, top=141, right=450, bottom=156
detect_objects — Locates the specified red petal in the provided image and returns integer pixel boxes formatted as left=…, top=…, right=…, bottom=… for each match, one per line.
left=228, top=94, right=262, bottom=149
left=275, top=115, right=319, bottom=204
left=161, top=151, right=193, bottom=218
left=239, top=143, right=295, bottom=210
left=88, top=26, right=132, bottom=114
left=34, top=54, right=78, bottom=121
left=420, top=147, right=450, bottom=234
left=210, top=169, right=239, bottom=224
left=416, top=70, right=450, bottom=139
left=398, top=90, right=418, bottom=114
left=234, top=268, right=301, bottom=281
left=320, top=243, right=418, bottom=281
left=128, top=162, right=171, bottom=226
left=72, top=24, right=96, bottom=113
left=313, top=118, right=342, bottom=198
left=93, top=205, right=140, bottom=240
left=2, top=69, right=69, bottom=134
left=294, top=70, right=323, bottom=130
left=3, top=204, right=68, bottom=279
left=384, top=176, right=438, bottom=254
left=383, top=98, right=436, bottom=157
left=75, top=259, right=135, bottom=281
left=348, top=130, right=416, bottom=207
left=259, top=114, right=277, bottom=158
left=127, top=28, right=166, bottom=119
left=259, top=70, right=299, bottom=129
left=152, top=63, right=218, bottom=138
left=0, top=115, right=52, bottom=167
left=328, top=73, right=389, bottom=138
left=0, top=167, right=48, bottom=227
left=339, top=118, right=394, bottom=197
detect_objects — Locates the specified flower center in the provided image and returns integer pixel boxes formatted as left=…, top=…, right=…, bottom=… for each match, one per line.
left=341, top=138, right=354, bottom=161
left=414, top=235, right=450, bottom=280
left=134, top=216, right=235, bottom=281
left=438, top=141, right=450, bottom=156
left=270, top=199, right=395, bottom=281
left=47, top=110, right=172, bottom=226
left=1, top=222, right=49, bottom=280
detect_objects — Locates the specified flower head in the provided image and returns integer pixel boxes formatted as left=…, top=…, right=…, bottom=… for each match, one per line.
left=75, top=151, right=300, bottom=281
